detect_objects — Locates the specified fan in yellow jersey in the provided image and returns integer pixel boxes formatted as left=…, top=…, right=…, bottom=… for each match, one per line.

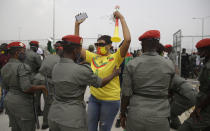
left=75, top=11, right=131, bottom=131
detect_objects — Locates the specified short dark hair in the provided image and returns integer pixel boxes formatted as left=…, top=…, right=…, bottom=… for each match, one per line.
left=1, top=43, right=8, bottom=46
left=54, top=41, right=62, bottom=47
left=0, top=43, right=8, bottom=51
left=88, top=45, right=95, bottom=52
left=55, top=41, right=62, bottom=44
left=61, top=41, right=81, bottom=54
left=97, top=35, right=112, bottom=45
left=141, top=39, right=159, bottom=52
left=9, top=47, right=21, bottom=56
left=142, top=39, right=159, bottom=47
left=156, top=43, right=165, bottom=55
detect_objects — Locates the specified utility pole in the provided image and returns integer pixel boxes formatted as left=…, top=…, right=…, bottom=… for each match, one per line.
left=53, top=0, right=55, bottom=44
left=18, top=27, right=22, bottom=40
left=192, top=16, right=210, bottom=39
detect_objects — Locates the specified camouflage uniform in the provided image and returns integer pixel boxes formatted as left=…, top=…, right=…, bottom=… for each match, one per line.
left=48, top=58, right=103, bottom=131
left=25, top=49, right=42, bottom=74
left=178, top=60, right=210, bottom=131
left=168, top=51, right=177, bottom=65
left=1, top=58, right=35, bottom=131
left=39, top=54, right=60, bottom=127
left=25, top=49, right=42, bottom=114
left=122, top=52, right=175, bottom=131
left=169, top=74, right=198, bottom=129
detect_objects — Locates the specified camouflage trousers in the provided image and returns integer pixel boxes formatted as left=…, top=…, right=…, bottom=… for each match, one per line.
left=8, top=114, right=35, bottom=131
left=126, top=115, right=170, bottom=131
left=42, top=94, right=53, bottom=126
left=49, top=120, right=88, bottom=131
left=178, top=108, right=210, bottom=131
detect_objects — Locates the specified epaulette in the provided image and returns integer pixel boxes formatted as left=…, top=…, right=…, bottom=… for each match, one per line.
left=18, top=63, right=31, bottom=71
left=80, top=63, right=92, bottom=70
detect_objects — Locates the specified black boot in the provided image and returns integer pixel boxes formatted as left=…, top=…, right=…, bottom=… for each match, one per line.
left=42, top=124, right=49, bottom=129
left=202, top=126, right=210, bottom=131
left=170, top=116, right=181, bottom=129
left=115, top=118, right=121, bottom=128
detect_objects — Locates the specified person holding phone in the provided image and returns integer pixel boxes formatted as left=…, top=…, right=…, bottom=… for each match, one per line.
left=48, top=35, right=120, bottom=131
left=75, top=11, right=131, bottom=131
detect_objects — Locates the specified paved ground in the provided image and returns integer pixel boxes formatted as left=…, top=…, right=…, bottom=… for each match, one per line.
left=0, top=88, right=123, bottom=131
left=0, top=79, right=199, bottom=131
left=0, top=106, right=179, bottom=131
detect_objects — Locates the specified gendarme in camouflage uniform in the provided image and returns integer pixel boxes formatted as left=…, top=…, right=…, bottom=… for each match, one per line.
left=39, top=54, right=60, bottom=128
left=179, top=38, right=210, bottom=131
left=25, top=41, right=42, bottom=116
left=121, top=30, right=175, bottom=131
left=1, top=42, right=47, bottom=131
left=169, top=74, right=197, bottom=129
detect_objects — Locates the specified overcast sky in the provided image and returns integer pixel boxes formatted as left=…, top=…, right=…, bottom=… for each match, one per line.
left=0, top=0, right=210, bottom=51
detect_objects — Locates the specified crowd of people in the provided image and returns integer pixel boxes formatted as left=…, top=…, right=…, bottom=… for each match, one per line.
left=0, top=10, right=210, bottom=131
left=131, top=45, right=203, bottom=80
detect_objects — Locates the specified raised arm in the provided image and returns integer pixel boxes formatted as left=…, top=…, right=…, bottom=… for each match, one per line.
left=114, top=11, right=131, bottom=57
left=47, top=41, right=56, bottom=54
left=74, top=18, right=86, bottom=59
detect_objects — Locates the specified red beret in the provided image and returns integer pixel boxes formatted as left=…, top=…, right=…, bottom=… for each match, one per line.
left=196, top=38, right=210, bottom=49
left=8, top=42, right=26, bottom=49
left=164, top=44, right=172, bottom=48
left=30, top=41, right=39, bottom=45
left=138, top=30, right=160, bottom=41
left=62, top=35, right=83, bottom=45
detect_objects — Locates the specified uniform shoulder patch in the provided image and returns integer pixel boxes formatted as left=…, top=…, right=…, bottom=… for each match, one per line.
left=18, top=63, right=31, bottom=71
left=80, top=63, right=92, bottom=70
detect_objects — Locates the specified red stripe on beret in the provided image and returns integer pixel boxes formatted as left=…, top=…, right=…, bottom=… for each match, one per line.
left=8, top=42, right=26, bottom=49
left=30, top=41, right=39, bottom=45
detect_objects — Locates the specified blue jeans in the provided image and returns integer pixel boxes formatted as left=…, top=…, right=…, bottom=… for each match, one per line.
left=0, top=88, right=7, bottom=110
left=87, top=95, right=120, bottom=131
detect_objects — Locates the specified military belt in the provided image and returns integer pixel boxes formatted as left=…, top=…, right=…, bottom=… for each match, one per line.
left=9, top=89, right=33, bottom=99
left=54, top=95, right=84, bottom=103
left=199, top=86, right=210, bottom=93
left=133, top=93, right=168, bottom=99
left=46, top=75, right=52, bottom=79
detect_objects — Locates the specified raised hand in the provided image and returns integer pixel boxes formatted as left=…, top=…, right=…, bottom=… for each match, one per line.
left=190, top=107, right=202, bottom=122
left=113, top=11, right=124, bottom=19
left=40, top=85, right=48, bottom=96
left=75, top=13, right=87, bottom=25
left=75, top=18, right=86, bottom=25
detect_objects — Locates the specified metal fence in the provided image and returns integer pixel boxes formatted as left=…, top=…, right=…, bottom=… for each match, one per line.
left=173, top=29, right=210, bottom=74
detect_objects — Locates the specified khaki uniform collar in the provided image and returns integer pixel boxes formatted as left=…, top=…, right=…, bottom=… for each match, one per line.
left=9, top=58, right=21, bottom=63
left=142, top=51, right=158, bottom=56
left=60, top=58, right=74, bottom=63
